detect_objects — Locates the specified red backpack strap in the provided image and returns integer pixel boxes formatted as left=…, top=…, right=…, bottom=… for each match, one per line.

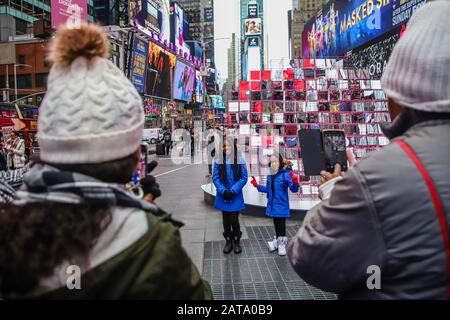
left=396, top=139, right=450, bottom=299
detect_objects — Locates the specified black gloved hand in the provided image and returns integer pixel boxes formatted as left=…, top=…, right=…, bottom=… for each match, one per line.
left=223, top=189, right=235, bottom=201
left=141, top=161, right=161, bottom=200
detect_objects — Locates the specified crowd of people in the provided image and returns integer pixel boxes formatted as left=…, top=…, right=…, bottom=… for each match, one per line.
left=0, top=1, right=449, bottom=300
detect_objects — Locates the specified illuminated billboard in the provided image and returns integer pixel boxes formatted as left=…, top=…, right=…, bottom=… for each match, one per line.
left=173, top=60, right=195, bottom=102
left=51, top=0, right=88, bottom=29
left=130, top=37, right=148, bottom=93
left=129, top=0, right=171, bottom=45
left=145, top=42, right=176, bottom=99
left=245, top=18, right=262, bottom=36
left=173, top=3, right=191, bottom=54
left=302, top=0, right=428, bottom=58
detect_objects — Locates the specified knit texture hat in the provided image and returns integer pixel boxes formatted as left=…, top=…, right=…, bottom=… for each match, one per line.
left=381, top=0, right=450, bottom=112
left=38, top=23, right=144, bottom=164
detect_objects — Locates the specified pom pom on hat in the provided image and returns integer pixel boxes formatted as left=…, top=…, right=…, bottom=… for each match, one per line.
left=38, top=22, right=144, bottom=165
left=48, top=23, right=109, bottom=67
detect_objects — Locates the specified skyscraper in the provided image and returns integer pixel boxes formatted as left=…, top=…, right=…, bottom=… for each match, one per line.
left=240, top=0, right=264, bottom=80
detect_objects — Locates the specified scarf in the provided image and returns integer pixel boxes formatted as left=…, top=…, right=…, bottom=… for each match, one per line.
left=14, top=163, right=158, bottom=213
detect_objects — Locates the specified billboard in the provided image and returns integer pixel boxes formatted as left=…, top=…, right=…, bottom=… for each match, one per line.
left=129, top=0, right=171, bottom=45
left=343, top=27, right=402, bottom=78
left=173, top=3, right=191, bottom=54
left=51, top=0, right=88, bottom=29
left=248, top=37, right=259, bottom=47
left=247, top=46, right=261, bottom=80
left=145, top=42, right=176, bottom=99
left=245, top=18, right=262, bottom=36
left=173, top=60, right=195, bottom=102
left=204, top=7, right=214, bottom=22
left=130, top=38, right=149, bottom=94
left=195, top=71, right=205, bottom=103
left=248, top=3, right=258, bottom=18
left=302, top=0, right=428, bottom=58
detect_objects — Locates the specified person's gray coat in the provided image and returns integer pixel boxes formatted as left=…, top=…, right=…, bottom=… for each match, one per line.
left=288, top=120, right=450, bottom=299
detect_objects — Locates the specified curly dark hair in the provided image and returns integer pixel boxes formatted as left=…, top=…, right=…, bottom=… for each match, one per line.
left=0, top=152, right=139, bottom=297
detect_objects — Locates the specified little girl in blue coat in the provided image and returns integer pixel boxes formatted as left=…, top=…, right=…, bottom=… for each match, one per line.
left=212, top=137, right=248, bottom=254
left=251, top=153, right=300, bottom=256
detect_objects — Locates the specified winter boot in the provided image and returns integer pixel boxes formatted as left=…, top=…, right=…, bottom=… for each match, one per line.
left=267, top=236, right=278, bottom=252
left=233, top=231, right=242, bottom=254
left=277, top=237, right=288, bottom=256
left=223, top=232, right=233, bottom=254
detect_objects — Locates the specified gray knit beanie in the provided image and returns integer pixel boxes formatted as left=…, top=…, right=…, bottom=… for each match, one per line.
left=38, top=23, right=144, bottom=164
left=381, top=0, right=450, bottom=112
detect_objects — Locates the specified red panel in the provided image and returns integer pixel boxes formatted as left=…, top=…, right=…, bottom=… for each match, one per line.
left=250, top=70, right=261, bottom=80
left=304, top=59, right=314, bottom=68
left=240, top=81, right=249, bottom=91
left=239, top=90, right=247, bottom=100
left=283, top=69, right=293, bottom=80
left=261, top=70, right=271, bottom=81
left=251, top=81, right=260, bottom=91
left=254, top=101, right=262, bottom=113
left=294, top=80, right=305, bottom=90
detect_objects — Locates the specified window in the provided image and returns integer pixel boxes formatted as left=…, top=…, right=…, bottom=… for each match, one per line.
left=18, top=55, right=25, bottom=67
left=16, top=74, right=32, bottom=89
left=35, top=73, right=48, bottom=88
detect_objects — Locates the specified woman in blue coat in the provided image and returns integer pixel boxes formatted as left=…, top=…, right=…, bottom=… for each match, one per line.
left=251, top=154, right=300, bottom=256
left=212, top=137, right=248, bottom=254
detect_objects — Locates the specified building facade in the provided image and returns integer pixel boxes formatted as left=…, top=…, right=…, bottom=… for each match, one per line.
left=0, top=39, right=50, bottom=104
left=290, top=0, right=326, bottom=59
left=240, top=0, right=264, bottom=80
left=0, top=0, right=94, bottom=41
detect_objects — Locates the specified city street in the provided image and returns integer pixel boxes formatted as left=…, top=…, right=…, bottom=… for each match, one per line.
left=150, top=153, right=336, bottom=300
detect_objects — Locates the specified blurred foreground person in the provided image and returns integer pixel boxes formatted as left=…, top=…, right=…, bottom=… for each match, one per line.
left=288, top=1, right=450, bottom=299
left=0, top=23, right=212, bottom=300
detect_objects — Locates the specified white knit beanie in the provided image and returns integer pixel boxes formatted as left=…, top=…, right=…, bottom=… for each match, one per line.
left=38, top=23, right=144, bottom=164
left=381, top=0, right=450, bottom=112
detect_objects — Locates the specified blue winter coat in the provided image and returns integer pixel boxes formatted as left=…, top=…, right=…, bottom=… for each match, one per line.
left=257, top=169, right=300, bottom=218
left=212, top=158, right=248, bottom=212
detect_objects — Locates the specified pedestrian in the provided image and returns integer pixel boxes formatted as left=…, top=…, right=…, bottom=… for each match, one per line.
left=0, top=23, right=212, bottom=300
left=212, top=136, right=248, bottom=254
left=5, top=131, right=25, bottom=170
left=288, top=1, right=450, bottom=299
left=0, top=141, right=7, bottom=172
left=250, top=154, right=300, bottom=256
left=205, top=127, right=218, bottom=177
left=163, top=128, right=172, bottom=156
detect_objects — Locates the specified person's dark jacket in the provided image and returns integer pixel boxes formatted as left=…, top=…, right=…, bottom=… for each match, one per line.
left=29, top=210, right=213, bottom=299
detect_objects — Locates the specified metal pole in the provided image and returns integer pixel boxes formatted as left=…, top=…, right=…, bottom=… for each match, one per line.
left=5, top=65, right=9, bottom=102
left=14, top=65, right=17, bottom=102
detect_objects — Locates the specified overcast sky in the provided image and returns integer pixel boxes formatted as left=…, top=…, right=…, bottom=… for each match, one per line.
left=214, top=0, right=292, bottom=84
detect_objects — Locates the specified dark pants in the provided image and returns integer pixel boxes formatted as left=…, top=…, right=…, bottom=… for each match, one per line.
left=273, top=218, right=286, bottom=238
left=222, top=211, right=241, bottom=237
left=208, top=163, right=212, bottom=175
left=164, top=143, right=171, bottom=156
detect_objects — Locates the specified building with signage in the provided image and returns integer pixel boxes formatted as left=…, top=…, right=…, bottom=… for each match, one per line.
left=0, top=0, right=94, bottom=42
left=0, top=39, right=50, bottom=104
left=301, top=0, right=428, bottom=77
left=289, top=0, right=327, bottom=60
left=240, top=0, right=264, bottom=80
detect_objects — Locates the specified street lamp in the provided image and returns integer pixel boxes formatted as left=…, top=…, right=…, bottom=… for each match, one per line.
left=14, top=64, right=32, bottom=102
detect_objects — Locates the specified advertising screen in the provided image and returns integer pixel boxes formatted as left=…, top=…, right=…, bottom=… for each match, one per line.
left=130, top=38, right=149, bottom=94
left=145, top=42, right=175, bottom=99
left=129, top=0, right=171, bottom=45
left=195, top=71, right=205, bottom=103
left=343, top=27, right=402, bottom=78
left=173, top=60, right=195, bottom=102
left=51, top=0, right=88, bottom=29
left=245, top=18, right=262, bottom=36
left=174, top=3, right=191, bottom=54
left=248, top=3, right=258, bottom=18
left=302, top=0, right=428, bottom=58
